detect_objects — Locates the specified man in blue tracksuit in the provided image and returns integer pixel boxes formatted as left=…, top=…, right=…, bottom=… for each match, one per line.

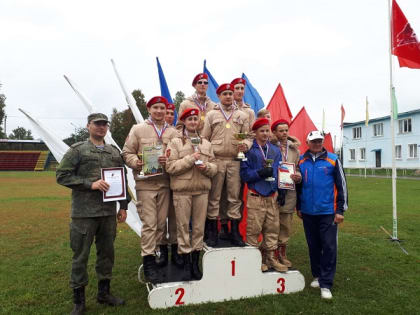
left=240, top=118, right=288, bottom=272
left=297, top=131, right=348, bottom=299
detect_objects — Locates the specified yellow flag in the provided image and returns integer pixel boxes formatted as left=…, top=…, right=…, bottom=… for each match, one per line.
left=365, top=96, right=369, bottom=126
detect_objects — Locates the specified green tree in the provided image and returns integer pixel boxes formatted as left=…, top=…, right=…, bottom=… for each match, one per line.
left=132, top=89, right=148, bottom=120
left=8, top=127, right=33, bottom=140
left=0, top=83, right=6, bottom=138
left=109, top=108, right=136, bottom=149
left=63, top=127, right=89, bottom=146
left=173, top=91, right=185, bottom=112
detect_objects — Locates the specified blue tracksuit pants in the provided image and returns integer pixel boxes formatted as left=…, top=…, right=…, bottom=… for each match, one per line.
left=302, top=213, right=338, bottom=289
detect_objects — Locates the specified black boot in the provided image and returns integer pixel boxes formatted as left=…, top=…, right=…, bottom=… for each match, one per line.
left=191, top=251, right=203, bottom=280
left=206, top=219, right=218, bottom=247
left=71, top=287, right=85, bottom=315
left=143, top=255, right=159, bottom=284
left=156, top=245, right=168, bottom=267
left=97, top=279, right=125, bottom=306
left=171, top=244, right=183, bottom=267
left=204, top=219, right=210, bottom=242
left=230, top=220, right=245, bottom=247
left=181, top=253, right=192, bottom=281
left=218, top=223, right=231, bottom=240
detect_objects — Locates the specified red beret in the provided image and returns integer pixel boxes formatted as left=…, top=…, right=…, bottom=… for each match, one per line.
left=252, top=118, right=270, bottom=131
left=192, top=73, right=209, bottom=86
left=166, top=103, right=175, bottom=111
left=147, top=96, right=168, bottom=108
left=180, top=108, right=199, bottom=121
left=271, top=119, right=290, bottom=131
left=231, top=78, right=246, bottom=86
left=216, top=83, right=234, bottom=95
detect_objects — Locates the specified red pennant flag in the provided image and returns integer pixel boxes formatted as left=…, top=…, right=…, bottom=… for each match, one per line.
left=289, top=107, right=318, bottom=153
left=392, top=0, right=420, bottom=69
left=340, top=105, right=346, bottom=129
left=324, top=132, right=334, bottom=153
left=266, top=83, right=293, bottom=124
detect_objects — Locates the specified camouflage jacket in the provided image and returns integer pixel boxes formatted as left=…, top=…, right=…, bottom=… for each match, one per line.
left=56, top=140, right=130, bottom=218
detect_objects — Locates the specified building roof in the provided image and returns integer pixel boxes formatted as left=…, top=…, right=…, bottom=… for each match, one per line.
left=343, top=108, right=420, bottom=128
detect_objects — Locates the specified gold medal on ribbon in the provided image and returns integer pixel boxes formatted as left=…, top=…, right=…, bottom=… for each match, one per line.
left=201, top=114, right=205, bottom=121
left=226, top=123, right=231, bottom=129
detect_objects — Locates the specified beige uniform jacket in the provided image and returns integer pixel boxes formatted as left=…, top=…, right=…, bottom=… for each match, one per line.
left=122, top=121, right=178, bottom=191
left=166, top=136, right=217, bottom=194
left=271, top=136, right=302, bottom=213
left=236, top=102, right=256, bottom=126
left=201, top=105, right=250, bottom=159
left=176, top=95, right=217, bottom=131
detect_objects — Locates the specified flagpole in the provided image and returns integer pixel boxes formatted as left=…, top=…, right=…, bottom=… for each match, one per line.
left=388, top=0, right=398, bottom=241
left=365, top=96, right=368, bottom=179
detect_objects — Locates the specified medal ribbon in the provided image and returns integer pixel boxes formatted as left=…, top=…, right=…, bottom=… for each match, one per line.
left=193, top=93, right=208, bottom=112
left=219, top=104, right=235, bottom=123
left=257, top=142, right=269, bottom=162
left=280, top=142, right=288, bottom=163
left=148, top=118, right=168, bottom=141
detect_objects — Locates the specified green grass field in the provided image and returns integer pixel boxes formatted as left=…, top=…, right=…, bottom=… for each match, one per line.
left=1, top=172, right=420, bottom=314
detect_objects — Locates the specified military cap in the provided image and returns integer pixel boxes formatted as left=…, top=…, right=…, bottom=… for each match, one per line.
left=271, top=119, right=290, bottom=131
left=179, top=108, right=199, bottom=121
left=231, top=78, right=246, bottom=86
left=88, top=113, right=109, bottom=123
left=166, top=103, right=176, bottom=111
left=252, top=118, right=270, bottom=131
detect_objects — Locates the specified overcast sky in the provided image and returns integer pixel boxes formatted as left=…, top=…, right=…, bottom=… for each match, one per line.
left=1, top=0, right=420, bottom=143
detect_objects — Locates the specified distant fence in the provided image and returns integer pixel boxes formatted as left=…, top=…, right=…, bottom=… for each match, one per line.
left=345, top=168, right=420, bottom=178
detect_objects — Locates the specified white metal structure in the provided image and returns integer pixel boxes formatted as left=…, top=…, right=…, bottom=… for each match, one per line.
left=143, top=246, right=305, bottom=309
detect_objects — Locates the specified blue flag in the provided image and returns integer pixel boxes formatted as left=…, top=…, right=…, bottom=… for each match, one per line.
left=242, top=73, right=265, bottom=114
left=156, top=57, right=177, bottom=124
left=203, top=60, right=219, bottom=103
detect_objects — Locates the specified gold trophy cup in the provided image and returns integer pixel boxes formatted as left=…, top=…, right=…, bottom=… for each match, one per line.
left=265, top=158, right=275, bottom=182
left=137, top=152, right=145, bottom=178
left=234, top=133, right=248, bottom=161
left=190, top=137, right=203, bottom=165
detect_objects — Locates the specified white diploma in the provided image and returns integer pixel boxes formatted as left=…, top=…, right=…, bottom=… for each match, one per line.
left=101, top=167, right=127, bottom=202
left=278, top=162, right=296, bottom=190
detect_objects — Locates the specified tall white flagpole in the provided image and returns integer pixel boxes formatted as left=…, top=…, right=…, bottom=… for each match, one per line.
left=388, top=0, right=398, bottom=240
left=365, top=96, right=368, bottom=178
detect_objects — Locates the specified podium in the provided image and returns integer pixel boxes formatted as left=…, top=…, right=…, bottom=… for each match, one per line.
left=139, top=244, right=305, bottom=309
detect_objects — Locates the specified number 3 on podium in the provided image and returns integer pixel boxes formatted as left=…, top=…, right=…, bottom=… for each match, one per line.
left=277, top=278, right=285, bottom=293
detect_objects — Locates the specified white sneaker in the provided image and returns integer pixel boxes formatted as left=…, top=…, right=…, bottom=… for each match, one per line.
left=321, top=288, right=333, bottom=299
left=310, top=278, right=319, bottom=288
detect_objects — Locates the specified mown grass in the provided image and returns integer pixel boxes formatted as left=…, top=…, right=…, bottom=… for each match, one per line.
left=1, top=172, right=419, bottom=314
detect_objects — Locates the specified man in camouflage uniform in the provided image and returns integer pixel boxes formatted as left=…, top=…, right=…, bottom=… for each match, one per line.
left=57, top=113, right=129, bottom=315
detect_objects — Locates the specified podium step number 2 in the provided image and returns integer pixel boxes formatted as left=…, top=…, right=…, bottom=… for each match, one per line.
left=145, top=246, right=305, bottom=309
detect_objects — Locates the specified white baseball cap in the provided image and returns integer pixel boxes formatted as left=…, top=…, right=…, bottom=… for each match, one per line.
left=307, top=130, right=324, bottom=141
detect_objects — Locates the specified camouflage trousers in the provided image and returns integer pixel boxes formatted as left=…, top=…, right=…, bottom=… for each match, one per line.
left=69, top=215, right=116, bottom=288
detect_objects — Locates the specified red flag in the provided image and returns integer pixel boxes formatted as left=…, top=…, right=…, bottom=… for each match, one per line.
left=392, top=0, right=420, bottom=68
left=324, top=133, right=334, bottom=153
left=289, top=107, right=318, bottom=153
left=340, top=105, right=345, bottom=129
left=266, top=83, right=293, bottom=124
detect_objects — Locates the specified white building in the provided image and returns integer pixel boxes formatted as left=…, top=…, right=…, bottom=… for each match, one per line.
left=342, top=109, right=420, bottom=169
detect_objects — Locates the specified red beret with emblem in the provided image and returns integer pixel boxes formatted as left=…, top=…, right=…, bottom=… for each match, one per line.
left=180, top=108, right=199, bottom=121
left=231, top=78, right=246, bottom=86
left=216, top=83, right=234, bottom=95
left=166, top=103, right=175, bottom=111
left=192, top=73, right=209, bottom=86
left=146, top=96, right=168, bottom=108
left=252, top=118, right=270, bottom=131
left=271, top=119, right=290, bottom=131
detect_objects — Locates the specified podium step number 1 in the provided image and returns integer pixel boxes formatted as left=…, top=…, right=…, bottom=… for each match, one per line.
left=143, top=246, right=305, bottom=309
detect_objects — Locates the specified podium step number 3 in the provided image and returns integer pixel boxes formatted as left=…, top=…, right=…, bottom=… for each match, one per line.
left=144, top=246, right=305, bottom=309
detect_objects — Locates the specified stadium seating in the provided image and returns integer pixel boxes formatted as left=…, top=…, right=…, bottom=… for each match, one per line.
left=0, top=151, right=48, bottom=171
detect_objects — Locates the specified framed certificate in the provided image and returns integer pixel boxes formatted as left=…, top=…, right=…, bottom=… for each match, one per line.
left=278, top=162, right=296, bottom=190
left=101, top=167, right=127, bottom=202
left=141, top=145, right=164, bottom=178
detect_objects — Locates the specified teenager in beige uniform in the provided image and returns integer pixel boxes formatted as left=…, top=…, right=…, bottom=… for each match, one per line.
left=122, top=96, right=177, bottom=284
left=201, top=83, right=250, bottom=247
left=166, top=108, right=217, bottom=280
left=176, top=73, right=217, bottom=132
left=219, top=78, right=256, bottom=240
left=271, top=119, right=302, bottom=267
